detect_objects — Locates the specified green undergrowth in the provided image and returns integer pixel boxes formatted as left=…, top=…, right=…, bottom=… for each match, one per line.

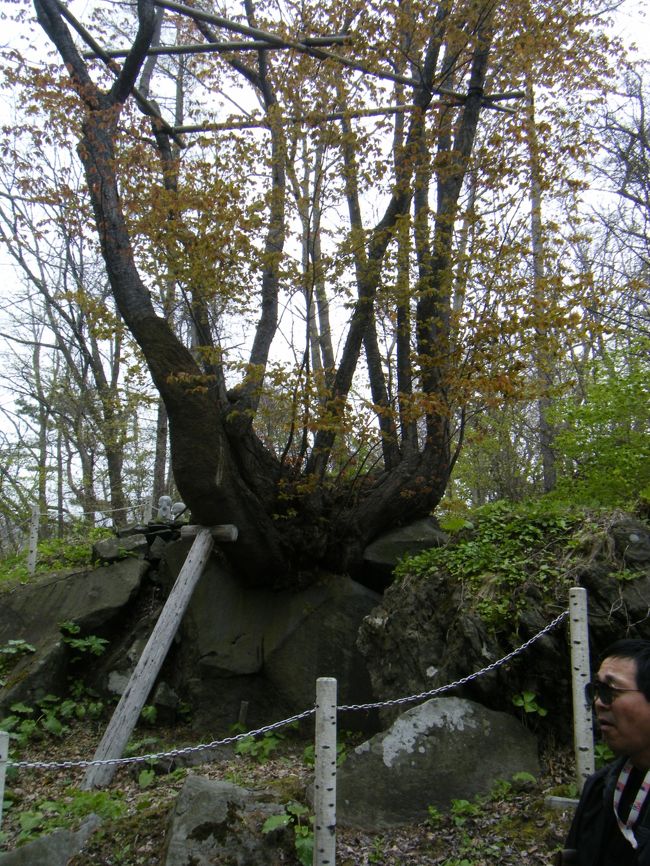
left=421, top=772, right=565, bottom=865
left=11, top=788, right=128, bottom=846
left=396, top=499, right=646, bottom=629
left=0, top=526, right=113, bottom=588
left=0, top=621, right=156, bottom=762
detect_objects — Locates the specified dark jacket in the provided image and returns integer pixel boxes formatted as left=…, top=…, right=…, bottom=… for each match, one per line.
left=559, top=758, right=650, bottom=866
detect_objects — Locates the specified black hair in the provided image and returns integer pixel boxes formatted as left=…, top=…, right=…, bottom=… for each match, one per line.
left=602, top=639, right=650, bottom=701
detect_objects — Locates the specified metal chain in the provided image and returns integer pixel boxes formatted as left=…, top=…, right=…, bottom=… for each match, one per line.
left=9, top=708, right=316, bottom=771
left=7, top=609, right=567, bottom=771
left=339, top=609, right=569, bottom=712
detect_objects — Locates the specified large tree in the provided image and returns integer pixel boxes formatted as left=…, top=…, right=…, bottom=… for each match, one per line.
left=26, top=0, right=617, bottom=583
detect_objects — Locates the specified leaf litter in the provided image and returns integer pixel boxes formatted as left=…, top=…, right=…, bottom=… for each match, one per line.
left=0, top=719, right=576, bottom=864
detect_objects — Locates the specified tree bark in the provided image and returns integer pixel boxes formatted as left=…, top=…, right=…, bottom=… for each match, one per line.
left=35, top=0, right=290, bottom=580
left=525, top=75, right=557, bottom=493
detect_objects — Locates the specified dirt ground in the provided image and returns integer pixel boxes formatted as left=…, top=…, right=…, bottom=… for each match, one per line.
left=1, top=720, right=576, bottom=865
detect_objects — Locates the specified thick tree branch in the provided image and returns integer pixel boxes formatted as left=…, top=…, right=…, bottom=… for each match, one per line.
left=111, top=0, right=157, bottom=104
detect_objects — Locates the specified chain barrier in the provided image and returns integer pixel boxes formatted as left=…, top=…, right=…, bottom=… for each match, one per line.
left=339, top=609, right=568, bottom=712
left=7, top=609, right=568, bottom=772
left=9, top=708, right=316, bottom=771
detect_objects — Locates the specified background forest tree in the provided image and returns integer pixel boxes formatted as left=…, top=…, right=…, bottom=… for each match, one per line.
left=0, top=0, right=647, bottom=581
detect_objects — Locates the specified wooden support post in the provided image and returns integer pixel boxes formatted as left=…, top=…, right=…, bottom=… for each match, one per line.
left=83, top=527, right=217, bottom=788
left=180, top=524, right=238, bottom=542
left=569, top=587, right=595, bottom=791
left=314, top=677, right=337, bottom=866
left=0, top=730, right=8, bottom=829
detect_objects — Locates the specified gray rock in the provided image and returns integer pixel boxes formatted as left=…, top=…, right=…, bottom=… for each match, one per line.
left=264, top=576, right=379, bottom=712
left=163, top=775, right=293, bottom=866
left=92, top=533, right=149, bottom=564
left=611, top=518, right=650, bottom=564
left=0, top=558, right=147, bottom=647
left=357, top=566, right=508, bottom=724
left=0, top=558, right=147, bottom=709
left=107, top=669, right=131, bottom=695
left=0, top=814, right=101, bottom=866
left=149, top=535, right=168, bottom=561
left=363, top=518, right=447, bottom=568
left=161, top=543, right=379, bottom=729
left=337, top=697, right=539, bottom=829
left=153, top=680, right=180, bottom=709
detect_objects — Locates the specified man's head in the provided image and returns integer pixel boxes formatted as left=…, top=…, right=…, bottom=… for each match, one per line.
left=593, top=639, right=650, bottom=769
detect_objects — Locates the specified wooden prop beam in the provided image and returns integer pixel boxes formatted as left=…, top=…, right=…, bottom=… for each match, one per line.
left=83, top=34, right=349, bottom=60
left=155, top=0, right=522, bottom=109
left=180, top=524, right=238, bottom=541
left=83, top=525, right=231, bottom=788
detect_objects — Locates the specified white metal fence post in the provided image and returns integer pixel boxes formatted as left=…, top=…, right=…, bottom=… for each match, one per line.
left=27, top=505, right=39, bottom=576
left=0, top=730, right=9, bottom=829
left=569, top=587, right=595, bottom=790
left=313, top=677, right=337, bottom=866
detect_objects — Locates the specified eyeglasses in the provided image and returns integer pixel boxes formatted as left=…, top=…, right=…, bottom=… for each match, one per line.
left=585, top=680, right=643, bottom=707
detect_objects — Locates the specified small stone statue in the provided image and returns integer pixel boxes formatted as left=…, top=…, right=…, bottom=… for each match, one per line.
left=171, top=502, right=187, bottom=521
left=157, top=495, right=172, bottom=521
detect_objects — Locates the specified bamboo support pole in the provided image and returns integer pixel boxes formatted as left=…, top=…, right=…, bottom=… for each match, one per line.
left=313, top=677, right=337, bottom=866
left=27, top=505, right=39, bottom=576
left=0, top=731, right=8, bottom=829
left=569, top=587, right=595, bottom=790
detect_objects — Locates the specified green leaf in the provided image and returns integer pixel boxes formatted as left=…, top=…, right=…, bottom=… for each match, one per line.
left=294, top=829, right=314, bottom=866
left=286, top=801, right=309, bottom=818
left=138, top=768, right=156, bottom=789
left=19, top=811, right=44, bottom=833
left=41, top=714, right=66, bottom=737
left=262, top=813, right=291, bottom=833
left=9, top=703, right=34, bottom=716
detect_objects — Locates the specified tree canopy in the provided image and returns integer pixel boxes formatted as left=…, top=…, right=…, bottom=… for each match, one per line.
left=0, top=0, right=642, bottom=582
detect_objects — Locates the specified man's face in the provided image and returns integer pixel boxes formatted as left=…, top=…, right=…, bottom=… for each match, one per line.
left=595, top=656, right=650, bottom=769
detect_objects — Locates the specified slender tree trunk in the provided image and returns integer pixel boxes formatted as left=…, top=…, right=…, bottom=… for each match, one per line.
left=31, top=343, right=50, bottom=539
left=56, top=429, right=64, bottom=537
left=152, top=398, right=168, bottom=505
left=525, top=74, right=557, bottom=493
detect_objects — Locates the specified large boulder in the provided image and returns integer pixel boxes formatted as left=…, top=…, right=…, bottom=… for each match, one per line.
left=0, top=558, right=148, bottom=647
left=362, top=518, right=447, bottom=588
left=357, top=564, right=522, bottom=723
left=363, top=518, right=448, bottom=566
left=163, top=775, right=293, bottom=866
left=337, top=696, right=539, bottom=829
left=159, top=542, right=380, bottom=731
left=0, top=558, right=148, bottom=709
left=358, top=514, right=650, bottom=736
